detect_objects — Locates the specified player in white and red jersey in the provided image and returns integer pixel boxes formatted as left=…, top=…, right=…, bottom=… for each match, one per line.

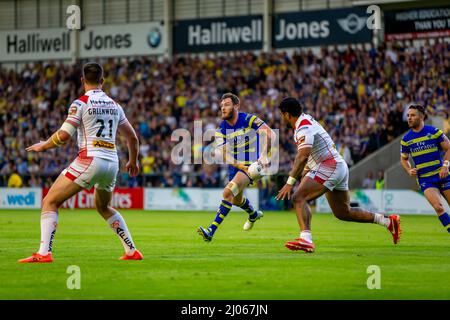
left=276, top=97, right=401, bottom=253
left=19, top=62, right=143, bottom=263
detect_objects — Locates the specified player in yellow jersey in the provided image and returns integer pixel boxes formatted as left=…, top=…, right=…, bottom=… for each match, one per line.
left=400, top=105, right=450, bottom=233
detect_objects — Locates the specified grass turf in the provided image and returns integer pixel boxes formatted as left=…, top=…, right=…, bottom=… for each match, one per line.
left=0, top=209, right=449, bottom=300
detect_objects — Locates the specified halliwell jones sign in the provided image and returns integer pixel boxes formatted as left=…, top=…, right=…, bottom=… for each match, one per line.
left=173, top=15, right=263, bottom=53
left=0, top=28, right=72, bottom=62
left=0, top=22, right=165, bottom=62
left=273, top=7, right=373, bottom=48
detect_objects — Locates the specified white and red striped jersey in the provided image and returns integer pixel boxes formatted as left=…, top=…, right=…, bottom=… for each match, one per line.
left=293, top=113, right=344, bottom=170
left=65, top=89, right=128, bottom=161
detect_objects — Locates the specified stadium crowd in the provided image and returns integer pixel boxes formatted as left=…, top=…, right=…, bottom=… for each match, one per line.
left=0, top=40, right=449, bottom=193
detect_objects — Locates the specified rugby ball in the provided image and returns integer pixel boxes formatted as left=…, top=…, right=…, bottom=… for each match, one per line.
left=248, top=162, right=263, bottom=181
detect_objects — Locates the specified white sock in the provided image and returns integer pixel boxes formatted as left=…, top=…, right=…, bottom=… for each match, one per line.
left=300, top=230, right=313, bottom=243
left=38, top=211, right=58, bottom=255
left=106, top=210, right=136, bottom=255
left=374, top=213, right=390, bottom=228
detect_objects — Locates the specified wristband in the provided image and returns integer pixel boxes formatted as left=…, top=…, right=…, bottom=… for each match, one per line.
left=444, top=160, right=450, bottom=167
left=287, top=176, right=297, bottom=186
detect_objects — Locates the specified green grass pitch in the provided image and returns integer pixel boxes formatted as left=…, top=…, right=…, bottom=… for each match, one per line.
left=1, top=209, right=449, bottom=299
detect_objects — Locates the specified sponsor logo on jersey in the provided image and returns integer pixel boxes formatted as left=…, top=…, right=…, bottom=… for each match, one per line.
left=93, top=140, right=115, bottom=149
left=253, top=117, right=263, bottom=128
left=69, top=106, right=77, bottom=115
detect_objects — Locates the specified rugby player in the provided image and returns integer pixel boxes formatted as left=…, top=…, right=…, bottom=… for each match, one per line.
left=400, top=104, right=450, bottom=233
left=197, top=93, right=276, bottom=241
left=19, top=62, right=143, bottom=262
left=276, top=97, right=401, bottom=252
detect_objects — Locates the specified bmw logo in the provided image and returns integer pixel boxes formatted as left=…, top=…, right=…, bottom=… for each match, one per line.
left=147, top=27, right=161, bottom=48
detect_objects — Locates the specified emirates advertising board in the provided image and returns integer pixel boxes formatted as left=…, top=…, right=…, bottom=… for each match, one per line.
left=42, top=188, right=144, bottom=209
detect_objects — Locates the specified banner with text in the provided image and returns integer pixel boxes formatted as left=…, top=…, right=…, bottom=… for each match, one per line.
left=385, top=6, right=450, bottom=41
left=0, top=28, right=72, bottom=62
left=144, top=188, right=259, bottom=211
left=316, top=189, right=449, bottom=215
left=0, top=188, right=42, bottom=209
left=79, top=21, right=165, bottom=58
left=273, top=7, right=373, bottom=48
left=42, top=187, right=144, bottom=209
left=0, top=22, right=165, bottom=62
left=173, top=15, right=263, bottom=53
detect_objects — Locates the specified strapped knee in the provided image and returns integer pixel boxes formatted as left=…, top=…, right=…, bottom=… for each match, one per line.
left=225, top=181, right=240, bottom=197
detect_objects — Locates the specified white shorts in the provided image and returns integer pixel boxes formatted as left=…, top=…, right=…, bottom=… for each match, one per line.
left=62, top=152, right=119, bottom=192
left=306, top=160, right=349, bottom=191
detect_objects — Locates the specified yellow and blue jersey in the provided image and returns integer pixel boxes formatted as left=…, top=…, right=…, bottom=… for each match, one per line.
left=401, top=125, right=450, bottom=191
left=215, top=112, right=265, bottom=179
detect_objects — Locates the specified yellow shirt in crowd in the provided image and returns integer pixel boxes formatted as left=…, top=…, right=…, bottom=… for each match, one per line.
left=8, top=173, right=23, bottom=188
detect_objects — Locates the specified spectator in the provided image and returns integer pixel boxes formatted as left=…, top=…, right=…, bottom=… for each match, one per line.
left=0, top=41, right=449, bottom=188
left=7, top=166, right=23, bottom=188
left=16, top=157, right=28, bottom=176
left=337, top=140, right=354, bottom=167
left=375, top=170, right=385, bottom=190
left=1, top=160, right=14, bottom=176
left=200, top=164, right=219, bottom=188
left=362, top=171, right=375, bottom=189
left=141, top=151, right=155, bottom=175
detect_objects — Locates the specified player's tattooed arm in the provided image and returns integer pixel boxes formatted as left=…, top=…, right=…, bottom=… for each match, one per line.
left=289, top=147, right=312, bottom=180
left=439, top=135, right=450, bottom=179
left=302, top=165, right=310, bottom=179
left=26, top=129, right=72, bottom=152
left=276, top=147, right=312, bottom=201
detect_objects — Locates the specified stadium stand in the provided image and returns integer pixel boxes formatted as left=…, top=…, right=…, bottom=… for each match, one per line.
left=0, top=40, right=449, bottom=191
